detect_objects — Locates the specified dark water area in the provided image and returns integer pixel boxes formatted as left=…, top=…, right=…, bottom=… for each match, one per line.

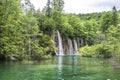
left=0, top=56, right=120, bottom=80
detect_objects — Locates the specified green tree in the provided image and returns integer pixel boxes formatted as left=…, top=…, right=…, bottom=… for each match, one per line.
left=52, top=0, right=64, bottom=12
left=0, top=0, right=24, bottom=60
left=112, top=6, right=118, bottom=26
left=101, top=12, right=112, bottom=38
left=45, top=0, right=51, bottom=17
left=83, top=19, right=99, bottom=45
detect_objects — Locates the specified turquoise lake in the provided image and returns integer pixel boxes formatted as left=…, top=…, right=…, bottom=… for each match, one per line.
left=0, top=56, right=120, bottom=80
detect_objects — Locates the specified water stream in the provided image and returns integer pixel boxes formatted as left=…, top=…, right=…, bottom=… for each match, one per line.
left=74, top=39, right=78, bottom=55
left=56, top=31, right=79, bottom=55
left=68, top=38, right=74, bottom=55
left=56, top=30, right=64, bottom=55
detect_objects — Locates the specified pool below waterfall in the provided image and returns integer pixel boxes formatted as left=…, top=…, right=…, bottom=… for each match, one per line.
left=0, top=56, right=120, bottom=80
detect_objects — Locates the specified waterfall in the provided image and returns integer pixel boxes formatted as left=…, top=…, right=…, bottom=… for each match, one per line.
left=55, top=30, right=79, bottom=55
left=57, top=30, right=64, bottom=55
left=68, top=39, right=74, bottom=55
left=74, top=39, right=78, bottom=55
left=80, top=38, right=84, bottom=47
left=85, top=41, right=88, bottom=45
left=68, top=38, right=78, bottom=55
left=77, top=38, right=80, bottom=48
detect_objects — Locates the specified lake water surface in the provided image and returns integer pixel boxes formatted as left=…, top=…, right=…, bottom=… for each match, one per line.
left=0, top=56, right=120, bottom=80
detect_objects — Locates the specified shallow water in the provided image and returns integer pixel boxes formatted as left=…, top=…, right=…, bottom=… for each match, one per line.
left=0, top=56, right=120, bottom=80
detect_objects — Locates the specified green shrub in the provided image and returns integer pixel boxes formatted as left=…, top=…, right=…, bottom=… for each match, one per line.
left=79, top=45, right=96, bottom=57
left=96, top=44, right=113, bottom=58
left=79, top=43, right=114, bottom=58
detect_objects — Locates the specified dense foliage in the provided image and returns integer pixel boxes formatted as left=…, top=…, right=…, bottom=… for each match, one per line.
left=0, top=0, right=120, bottom=60
left=79, top=9, right=120, bottom=59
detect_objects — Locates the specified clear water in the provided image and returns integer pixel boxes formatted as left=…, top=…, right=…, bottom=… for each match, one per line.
left=0, top=56, right=120, bottom=80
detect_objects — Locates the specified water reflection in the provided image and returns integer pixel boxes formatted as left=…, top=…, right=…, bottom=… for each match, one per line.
left=58, top=56, right=63, bottom=80
left=57, top=56, right=78, bottom=80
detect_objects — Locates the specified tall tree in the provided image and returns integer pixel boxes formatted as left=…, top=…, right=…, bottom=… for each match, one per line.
left=0, top=0, right=24, bottom=60
left=21, top=0, right=35, bottom=15
left=51, top=0, right=64, bottom=31
left=52, top=0, right=64, bottom=12
left=112, top=6, right=118, bottom=26
left=45, top=0, right=51, bottom=17
left=101, top=12, right=112, bottom=34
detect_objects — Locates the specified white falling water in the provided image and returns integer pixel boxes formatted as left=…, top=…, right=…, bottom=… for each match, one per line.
left=85, top=41, right=88, bottom=45
left=57, top=30, right=64, bottom=55
left=81, top=38, right=84, bottom=47
left=68, top=38, right=74, bottom=55
left=77, top=38, right=80, bottom=48
left=74, top=39, right=78, bottom=55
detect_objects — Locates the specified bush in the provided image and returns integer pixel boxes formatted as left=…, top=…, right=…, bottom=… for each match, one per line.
left=96, top=44, right=113, bottom=58
left=79, top=43, right=113, bottom=58
left=79, top=45, right=97, bottom=57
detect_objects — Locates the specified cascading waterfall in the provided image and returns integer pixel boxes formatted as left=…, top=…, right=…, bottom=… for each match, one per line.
left=81, top=38, right=84, bottom=47
left=74, top=39, right=78, bottom=55
left=55, top=30, right=79, bottom=55
left=68, top=38, right=74, bottom=55
left=85, top=41, right=88, bottom=45
left=57, top=30, right=64, bottom=55
left=77, top=38, right=80, bottom=48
